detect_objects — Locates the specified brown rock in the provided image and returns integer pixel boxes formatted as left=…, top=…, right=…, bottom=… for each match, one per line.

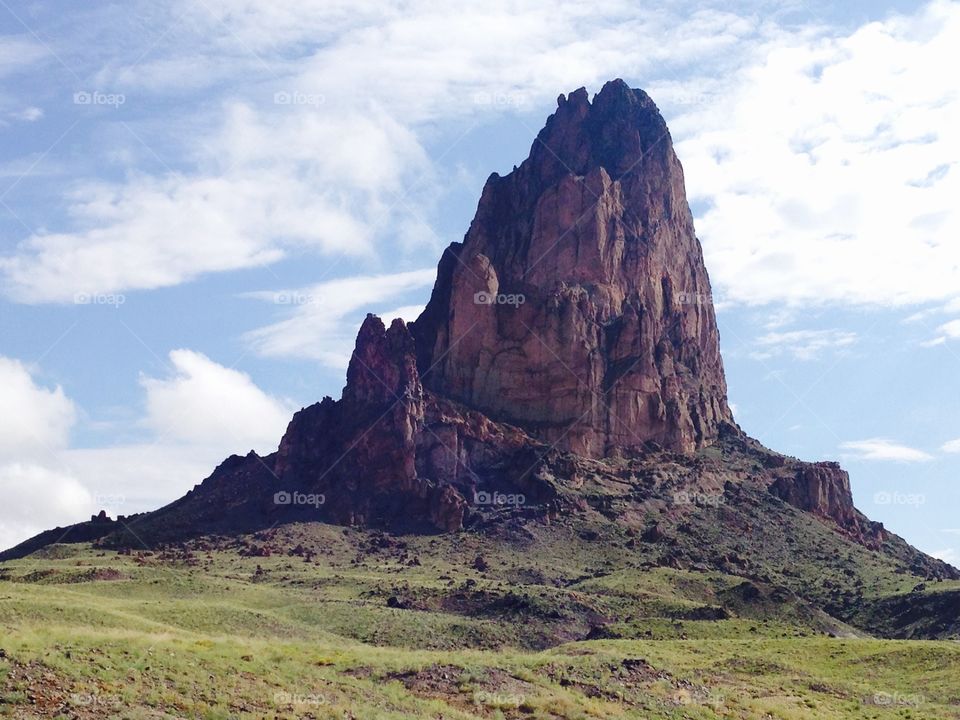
left=770, top=463, right=856, bottom=526
left=412, top=79, right=731, bottom=457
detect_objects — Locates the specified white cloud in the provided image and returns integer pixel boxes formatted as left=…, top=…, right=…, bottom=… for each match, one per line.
left=0, top=1, right=781, bottom=303
left=0, top=104, right=432, bottom=303
left=839, top=438, right=934, bottom=463
left=243, top=268, right=435, bottom=367
left=0, top=351, right=292, bottom=552
left=4, top=1, right=960, bottom=312
left=0, top=357, right=76, bottom=462
left=62, top=444, right=230, bottom=516
left=941, top=438, right=960, bottom=453
left=750, top=328, right=857, bottom=361
left=141, top=349, right=294, bottom=454
left=0, top=356, right=91, bottom=551
left=168, top=1, right=765, bottom=122
left=676, top=0, right=960, bottom=309
left=0, top=464, right=95, bottom=554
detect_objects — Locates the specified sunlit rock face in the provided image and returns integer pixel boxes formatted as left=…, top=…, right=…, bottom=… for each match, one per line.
left=412, top=79, right=732, bottom=458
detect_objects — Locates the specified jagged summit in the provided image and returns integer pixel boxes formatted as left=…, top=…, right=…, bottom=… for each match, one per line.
left=412, top=79, right=730, bottom=457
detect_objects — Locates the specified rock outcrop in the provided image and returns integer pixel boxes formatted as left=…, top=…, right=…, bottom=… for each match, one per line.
left=0, top=80, right=919, bottom=568
left=770, top=463, right=857, bottom=526
left=412, top=79, right=731, bottom=458
left=768, top=462, right=886, bottom=548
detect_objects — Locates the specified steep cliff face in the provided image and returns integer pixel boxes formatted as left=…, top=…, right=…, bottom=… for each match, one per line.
left=768, top=462, right=886, bottom=548
left=269, top=315, right=557, bottom=532
left=412, top=79, right=731, bottom=458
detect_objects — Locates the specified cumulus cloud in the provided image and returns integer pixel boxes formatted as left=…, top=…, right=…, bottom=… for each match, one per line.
left=0, top=464, right=95, bottom=553
left=0, top=357, right=76, bottom=461
left=243, top=269, right=436, bottom=368
left=839, top=438, right=934, bottom=462
left=0, top=351, right=292, bottom=551
left=675, top=0, right=960, bottom=309
left=140, top=349, right=294, bottom=454
left=0, top=357, right=90, bottom=551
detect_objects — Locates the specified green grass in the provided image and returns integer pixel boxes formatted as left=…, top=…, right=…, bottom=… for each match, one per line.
left=1, top=526, right=959, bottom=719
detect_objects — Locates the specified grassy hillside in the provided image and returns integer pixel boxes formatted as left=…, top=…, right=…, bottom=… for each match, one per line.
left=2, top=524, right=958, bottom=719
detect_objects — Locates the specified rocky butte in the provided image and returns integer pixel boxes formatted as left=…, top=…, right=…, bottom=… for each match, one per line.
left=412, top=81, right=731, bottom=458
left=2, top=81, right=956, bottom=606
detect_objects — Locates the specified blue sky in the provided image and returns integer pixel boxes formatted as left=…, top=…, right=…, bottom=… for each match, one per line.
left=1, top=0, right=958, bottom=561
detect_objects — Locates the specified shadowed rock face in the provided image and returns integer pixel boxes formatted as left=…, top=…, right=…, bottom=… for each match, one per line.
left=412, top=79, right=731, bottom=457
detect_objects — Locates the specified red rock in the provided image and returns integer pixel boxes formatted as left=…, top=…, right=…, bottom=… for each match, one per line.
left=412, top=79, right=731, bottom=457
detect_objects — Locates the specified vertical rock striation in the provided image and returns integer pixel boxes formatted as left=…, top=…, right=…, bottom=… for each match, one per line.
left=412, top=79, right=732, bottom=457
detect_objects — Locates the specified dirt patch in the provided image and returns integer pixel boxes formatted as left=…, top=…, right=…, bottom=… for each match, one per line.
left=390, top=663, right=464, bottom=698
left=388, top=664, right=540, bottom=717
left=542, top=657, right=674, bottom=705
left=68, top=568, right=128, bottom=583
left=0, top=657, right=116, bottom=719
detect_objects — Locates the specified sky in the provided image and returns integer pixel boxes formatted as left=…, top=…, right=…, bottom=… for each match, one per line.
left=0, top=0, right=958, bottom=562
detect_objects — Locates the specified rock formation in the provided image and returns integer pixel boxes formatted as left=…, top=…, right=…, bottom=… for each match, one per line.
left=2, top=80, right=939, bottom=576
left=412, top=79, right=731, bottom=457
